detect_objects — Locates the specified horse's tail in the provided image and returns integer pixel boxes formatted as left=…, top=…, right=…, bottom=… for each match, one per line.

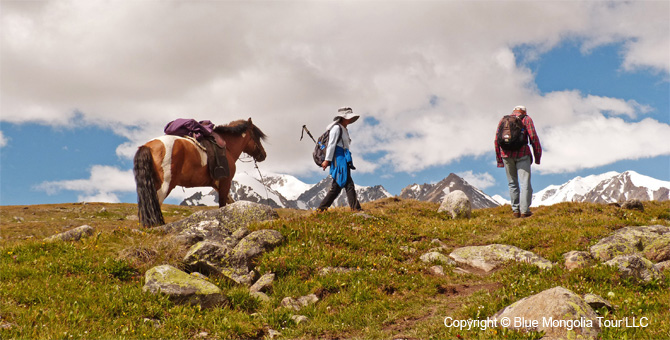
left=133, top=145, right=165, bottom=227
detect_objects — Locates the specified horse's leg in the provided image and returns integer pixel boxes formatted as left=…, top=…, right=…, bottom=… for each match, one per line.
left=217, top=178, right=233, bottom=207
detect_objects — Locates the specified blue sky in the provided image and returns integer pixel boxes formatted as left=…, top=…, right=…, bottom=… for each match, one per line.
left=1, top=1, right=669, bottom=206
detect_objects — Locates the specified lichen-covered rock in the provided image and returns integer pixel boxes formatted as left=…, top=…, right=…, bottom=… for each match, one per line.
left=438, top=190, right=471, bottom=219
left=590, top=225, right=670, bottom=262
left=604, top=254, right=665, bottom=282
left=420, top=252, right=455, bottom=266
left=583, top=294, right=613, bottom=313
left=563, top=251, right=596, bottom=270
left=44, top=225, right=95, bottom=242
left=493, top=286, right=600, bottom=340
left=158, top=201, right=277, bottom=245
left=232, top=230, right=284, bottom=263
left=449, top=244, right=552, bottom=272
left=249, top=273, right=275, bottom=293
left=656, top=260, right=670, bottom=272
left=183, top=241, right=238, bottom=274
left=143, top=265, right=225, bottom=308
left=643, top=235, right=670, bottom=263
left=281, top=294, right=319, bottom=311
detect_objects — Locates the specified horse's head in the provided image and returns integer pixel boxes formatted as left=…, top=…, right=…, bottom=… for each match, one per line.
left=242, top=118, right=267, bottom=162
left=214, top=118, right=267, bottom=162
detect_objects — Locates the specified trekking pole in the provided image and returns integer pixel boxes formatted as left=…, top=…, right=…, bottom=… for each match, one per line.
left=300, top=125, right=317, bottom=144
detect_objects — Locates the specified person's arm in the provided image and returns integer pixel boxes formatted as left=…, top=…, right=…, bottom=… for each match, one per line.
left=322, top=125, right=341, bottom=170
left=495, top=120, right=504, bottom=167
left=525, top=116, right=542, bottom=164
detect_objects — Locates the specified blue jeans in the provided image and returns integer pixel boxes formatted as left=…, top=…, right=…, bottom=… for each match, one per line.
left=503, top=155, right=533, bottom=214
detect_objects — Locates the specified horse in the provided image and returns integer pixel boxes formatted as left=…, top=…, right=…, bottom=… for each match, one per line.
left=133, top=118, right=267, bottom=227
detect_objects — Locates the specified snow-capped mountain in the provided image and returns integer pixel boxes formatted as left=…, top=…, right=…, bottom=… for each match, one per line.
left=532, top=171, right=670, bottom=206
left=180, top=171, right=392, bottom=209
left=398, top=173, right=500, bottom=209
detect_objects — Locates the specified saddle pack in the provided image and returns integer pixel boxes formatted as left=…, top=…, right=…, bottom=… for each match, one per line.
left=496, top=114, right=528, bottom=151
left=164, top=118, right=229, bottom=179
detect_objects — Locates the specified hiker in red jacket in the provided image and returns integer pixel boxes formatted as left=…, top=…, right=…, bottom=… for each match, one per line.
left=495, top=105, right=542, bottom=218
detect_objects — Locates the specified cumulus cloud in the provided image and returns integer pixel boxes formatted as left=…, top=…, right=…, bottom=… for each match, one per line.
left=2, top=0, right=668, bottom=186
left=35, top=165, right=135, bottom=203
left=456, top=171, right=496, bottom=190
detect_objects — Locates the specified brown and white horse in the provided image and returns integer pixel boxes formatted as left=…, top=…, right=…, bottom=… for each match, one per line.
left=133, top=118, right=267, bottom=227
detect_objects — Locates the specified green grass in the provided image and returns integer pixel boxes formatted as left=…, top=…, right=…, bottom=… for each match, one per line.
left=1, top=199, right=669, bottom=339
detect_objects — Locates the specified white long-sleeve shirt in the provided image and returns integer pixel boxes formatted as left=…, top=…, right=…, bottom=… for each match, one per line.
left=324, top=122, right=351, bottom=162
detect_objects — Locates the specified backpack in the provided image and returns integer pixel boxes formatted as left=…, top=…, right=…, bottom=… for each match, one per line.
left=496, top=114, right=528, bottom=151
left=312, top=125, right=342, bottom=167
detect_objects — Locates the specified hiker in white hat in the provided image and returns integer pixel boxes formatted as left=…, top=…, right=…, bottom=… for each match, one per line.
left=317, top=107, right=362, bottom=211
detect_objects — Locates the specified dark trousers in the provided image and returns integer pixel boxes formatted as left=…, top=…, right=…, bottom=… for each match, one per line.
left=317, top=170, right=362, bottom=211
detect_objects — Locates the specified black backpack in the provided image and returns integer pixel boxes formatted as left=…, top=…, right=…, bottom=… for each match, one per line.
left=301, top=124, right=342, bottom=167
left=496, top=114, right=528, bottom=151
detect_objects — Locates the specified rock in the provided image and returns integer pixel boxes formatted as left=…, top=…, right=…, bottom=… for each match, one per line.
left=143, top=265, right=225, bottom=308
left=250, top=291, right=270, bottom=302
left=399, top=246, right=417, bottom=254
left=159, top=201, right=277, bottom=245
left=232, top=230, right=284, bottom=264
left=420, top=252, right=455, bottom=266
left=449, top=244, right=552, bottom=272
left=249, top=273, right=275, bottom=293
left=44, top=225, right=95, bottom=242
left=266, top=329, right=281, bottom=339
left=493, top=286, right=600, bottom=340
left=583, top=294, right=613, bottom=313
left=183, top=241, right=238, bottom=275
left=643, top=235, right=670, bottom=262
left=281, top=294, right=319, bottom=311
left=604, top=254, right=665, bottom=282
left=656, top=260, right=670, bottom=272
left=621, top=199, right=644, bottom=211
left=438, top=190, right=471, bottom=219
left=429, top=265, right=445, bottom=276
left=590, top=225, right=670, bottom=262
left=563, top=251, right=596, bottom=270
left=291, top=315, right=309, bottom=324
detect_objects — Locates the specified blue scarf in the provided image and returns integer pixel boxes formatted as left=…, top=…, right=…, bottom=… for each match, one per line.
left=330, top=146, right=353, bottom=187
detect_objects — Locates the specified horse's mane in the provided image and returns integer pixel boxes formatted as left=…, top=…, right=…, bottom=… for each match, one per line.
left=213, top=120, right=267, bottom=140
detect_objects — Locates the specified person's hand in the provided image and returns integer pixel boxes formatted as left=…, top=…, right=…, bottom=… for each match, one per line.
left=321, top=160, right=330, bottom=171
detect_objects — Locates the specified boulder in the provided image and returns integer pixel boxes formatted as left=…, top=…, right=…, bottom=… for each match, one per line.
left=563, top=251, right=596, bottom=270
left=621, top=199, right=644, bottom=211
left=604, top=254, right=665, bottom=283
left=143, top=265, right=225, bottom=308
left=493, top=286, right=600, bottom=340
left=438, top=190, right=471, bottom=219
left=449, top=244, right=552, bottom=272
left=44, top=225, right=94, bottom=242
left=590, top=225, right=670, bottom=262
left=158, top=201, right=277, bottom=245
left=232, top=230, right=284, bottom=263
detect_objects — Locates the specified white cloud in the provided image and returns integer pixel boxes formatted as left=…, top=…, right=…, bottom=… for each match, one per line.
left=0, top=131, right=7, bottom=148
left=35, top=165, right=135, bottom=203
left=1, top=0, right=668, bottom=182
left=456, top=171, right=496, bottom=190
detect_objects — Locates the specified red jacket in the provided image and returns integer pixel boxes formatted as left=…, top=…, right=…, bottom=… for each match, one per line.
left=495, top=112, right=542, bottom=167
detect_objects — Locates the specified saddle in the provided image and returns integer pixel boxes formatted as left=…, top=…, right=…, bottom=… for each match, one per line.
left=201, top=134, right=229, bottom=180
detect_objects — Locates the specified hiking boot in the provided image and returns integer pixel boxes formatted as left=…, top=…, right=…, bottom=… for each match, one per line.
left=521, top=211, right=533, bottom=218
left=513, top=212, right=521, bottom=218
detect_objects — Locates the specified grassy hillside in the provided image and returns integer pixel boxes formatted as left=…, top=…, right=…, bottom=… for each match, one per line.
left=1, top=199, right=669, bottom=339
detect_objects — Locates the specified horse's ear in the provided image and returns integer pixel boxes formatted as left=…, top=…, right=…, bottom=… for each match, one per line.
left=248, top=117, right=253, bottom=124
